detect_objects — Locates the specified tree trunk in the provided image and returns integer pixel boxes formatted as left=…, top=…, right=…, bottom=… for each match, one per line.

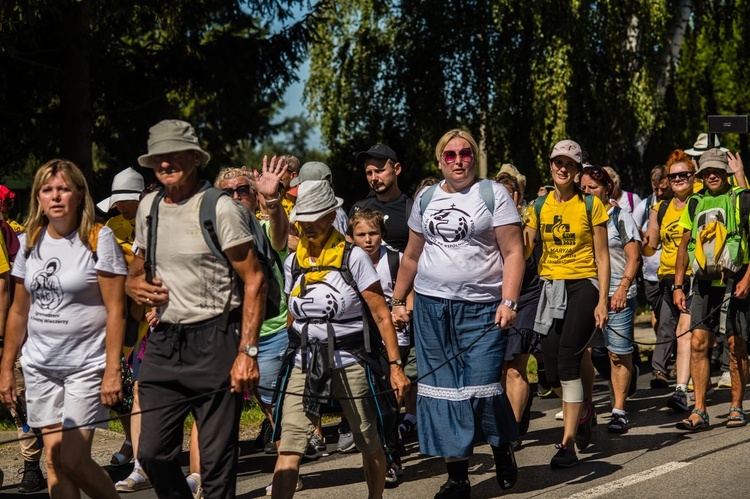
left=59, top=0, right=93, bottom=183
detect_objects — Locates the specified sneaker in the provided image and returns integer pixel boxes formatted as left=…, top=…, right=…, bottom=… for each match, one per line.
left=265, top=478, right=303, bottom=496
left=17, top=461, right=46, bottom=493
left=519, top=395, right=533, bottom=436
left=398, top=417, right=417, bottom=439
left=255, top=418, right=273, bottom=450
left=434, top=477, right=471, bottom=498
left=667, top=387, right=689, bottom=412
left=264, top=439, right=277, bottom=454
left=385, top=457, right=403, bottom=486
left=575, top=400, right=594, bottom=451
left=607, top=412, right=629, bottom=434
left=668, top=367, right=677, bottom=380
left=555, top=410, right=564, bottom=420
left=305, top=433, right=326, bottom=458
left=628, top=364, right=639, bottom=399
left=550, top=444, right=578, bottom=469
left=650, top=370, right=669, bottom=388
left=186, top=472, right=202, bottom=499
left=336, top=421, right=357, bottom=453
left=115, top=467, right=151, bottom=493
left=718, top=371, right=732, bottom=388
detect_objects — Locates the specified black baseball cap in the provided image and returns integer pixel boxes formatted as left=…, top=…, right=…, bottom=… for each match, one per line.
left=355, top=144, right=399, bottom=166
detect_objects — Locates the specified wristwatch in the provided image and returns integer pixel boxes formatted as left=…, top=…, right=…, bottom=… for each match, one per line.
left=501, top=299, right=518, bottom=312
left=389, top=358, right=403, bottom=367
left=243, top=344, right=259, bottom=358
left=671, top=284, right=684, bottom=292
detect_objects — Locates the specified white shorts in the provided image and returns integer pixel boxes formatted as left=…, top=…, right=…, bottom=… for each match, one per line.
left=21, top=360, right=108, bottom=429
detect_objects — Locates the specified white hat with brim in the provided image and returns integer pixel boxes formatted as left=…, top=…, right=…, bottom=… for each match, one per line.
left=695, top=148, right=732, bottom=177
left=137, top=119, right=211, bottom=168
left=290, top=180, right=344, bottom=223
left=685, top=133, right=729, bottom=156
left=97, top=167, right=145, bottom=212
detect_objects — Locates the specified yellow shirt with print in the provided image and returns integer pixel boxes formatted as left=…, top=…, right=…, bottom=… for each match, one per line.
left=527, top=194, right=609, bottom=280
left=654, top=200, right=691, bottom=280
left=105, top=214, right=135, bottom=265
left=0, top=230, right=9, bottom=275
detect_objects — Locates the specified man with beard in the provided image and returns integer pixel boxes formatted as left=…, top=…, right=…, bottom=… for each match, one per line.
left=350, top=145, right=412, bottom=252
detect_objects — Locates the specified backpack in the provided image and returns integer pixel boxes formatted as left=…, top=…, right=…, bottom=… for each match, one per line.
left=145, top=185, right=283, bottom=321
left=419, top=178, right=495, bottom=216
left=609, top=206, right=631, bottom=247
left=687, top=187, right=750, bottom=281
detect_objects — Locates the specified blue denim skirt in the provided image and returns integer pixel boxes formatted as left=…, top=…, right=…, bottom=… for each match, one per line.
left=414, top=293, right=519, bottom=458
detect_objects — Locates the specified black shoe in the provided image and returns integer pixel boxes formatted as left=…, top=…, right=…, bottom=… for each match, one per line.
left=18, top=461, right=46, bottom=494
left=264, top=439, right=277, bottom=454
left=255, top=418, right=272, bottom=450
left=511, top=439, right=522, bottom=452
left=550, top=444, right=578, bottom=469
left=607, top=412, right=629, bottom=434
left=493, top=443, right=518, bottom=490
left=519, top=395, right=532, bottom=436
left=434, top=478, right=470, bottom=498
left=575, top=400, right=593, bottom=451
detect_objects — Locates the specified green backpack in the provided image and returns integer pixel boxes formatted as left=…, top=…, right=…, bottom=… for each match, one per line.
left=687, top=187, right=750, bottom=281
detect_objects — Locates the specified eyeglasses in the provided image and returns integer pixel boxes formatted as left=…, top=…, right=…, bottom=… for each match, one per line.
left=666, top=171, right=694, bottom=182
left=223, top=185, right=254, bottom=198
left=442, top=148, right=474, bottom=164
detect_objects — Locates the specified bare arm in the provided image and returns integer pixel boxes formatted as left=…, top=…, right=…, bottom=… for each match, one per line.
left=642, top=208, right=660, bottom=257
left=728, top=151, right=747, bottom=188
left=610, top=240, right=641, bottom=313
left=523, top=225, right=538, bottom=261
left=98, top=272, right=127, bottom=407
left=225, top=241, right=267, bottom=393
left=495, top=223, right=525, bottom=328
left=256, top=156, right=290, bottom=251
left=362, top=283, right=410, bottom=399
left=0, top=280, right=29, bottom=408
left=391, top=230, right=425, bottom=326
left=593, top=224, right=610, bottom=328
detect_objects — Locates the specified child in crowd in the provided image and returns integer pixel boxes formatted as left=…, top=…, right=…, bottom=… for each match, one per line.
left=347, top=209, right=416, bottom=486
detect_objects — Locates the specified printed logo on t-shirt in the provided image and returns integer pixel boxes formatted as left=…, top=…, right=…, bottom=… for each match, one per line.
left=663, top=219, right=681, bottom=247
left=30, top=258, right=63, bottom=310
left=424, top=204, right=475, bottom=248
left=543, top=215, right=575, bottom=246
left=290, top=281, right=345, bottom=320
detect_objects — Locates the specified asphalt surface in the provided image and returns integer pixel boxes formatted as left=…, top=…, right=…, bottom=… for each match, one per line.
left=3, top=318, right=750, bottom=498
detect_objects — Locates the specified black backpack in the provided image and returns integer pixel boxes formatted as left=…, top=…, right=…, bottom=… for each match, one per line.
left=145, top=184, right=283, bottom=321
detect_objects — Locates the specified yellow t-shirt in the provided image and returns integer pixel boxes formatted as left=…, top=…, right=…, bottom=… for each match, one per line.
left=654, top=200, right=690, bottom=280
left=0, top=232, right=9, bottom=275
left=527, top=194, right=609, bottom=279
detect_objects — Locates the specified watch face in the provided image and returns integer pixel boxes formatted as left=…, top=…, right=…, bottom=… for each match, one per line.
left=245, top=345, right=259, bottom=357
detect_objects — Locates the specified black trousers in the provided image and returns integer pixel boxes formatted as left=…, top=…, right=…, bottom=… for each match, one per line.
left=137, top=311, right=242, bottom=499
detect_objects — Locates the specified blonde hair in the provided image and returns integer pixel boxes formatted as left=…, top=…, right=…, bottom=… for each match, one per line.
left=347, top=209, right=387, bottom=239
left=602, top=166, right=620, bottom=186
left=25, top=159, right=96, bottom=253
left=213, top=166, right=257, bottom=190
left=434, top=129, right=479, bottom=164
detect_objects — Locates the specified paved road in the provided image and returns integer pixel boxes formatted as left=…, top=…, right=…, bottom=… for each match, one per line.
left=4, top=320, right=750, bottom=497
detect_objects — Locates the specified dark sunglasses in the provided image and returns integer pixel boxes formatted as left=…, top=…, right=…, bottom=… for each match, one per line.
left=666, top=171, right=693, bottom=182
left=442, top=148, right=474, bottom=164
left=223, top=185, right=254, bottom=198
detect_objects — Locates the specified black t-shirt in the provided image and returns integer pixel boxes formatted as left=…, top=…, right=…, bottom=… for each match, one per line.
left=349, top=191, right=413, bottom=252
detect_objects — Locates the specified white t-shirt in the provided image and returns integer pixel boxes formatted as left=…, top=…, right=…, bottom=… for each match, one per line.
left=373, top=247, right=409, bottom=347
left=633, top=195, right=661, bottom=282
left=616, top=190, right=642, bottom=214
left=607, top=207, right=641, bottom=299
left=13, top=227, right=128, bottom=371
left=334, top=207, right=349, bottom=236
left=134, top=183, right=254, bottom=324
left=284, top=245, right=379, bottom=369
left=409, top=180, right=521, bottom=302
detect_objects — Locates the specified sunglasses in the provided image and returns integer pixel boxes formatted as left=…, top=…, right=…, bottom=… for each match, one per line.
left=666, top=171, right=693, bottom=182
left=223, top=185, right=254, bottom=198
left=442, top=148, right=474, bottom=164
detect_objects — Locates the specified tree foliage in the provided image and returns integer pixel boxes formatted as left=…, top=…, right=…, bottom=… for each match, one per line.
left=306, top=0, right=750, bottom=198
left=0, top=0, right=322, bottom=199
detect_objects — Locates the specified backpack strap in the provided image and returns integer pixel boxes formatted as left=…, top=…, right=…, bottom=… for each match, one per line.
left=88, top=223, right=104, bottom=263
left=627, top=191, right=634, bottom=211
left=199, top=186, right=228, bottom=261
left=610, top=206, right=630, bottom=246
left=584, top=193, right=594, bottom=230
left=534, top=193, right=549, bottom=221
left=656, top=199, right=669, bottom=227
left=418, top=184, right=439, bottom=216
left=419, top=179, right=494, bottom=216
left=145, top=189, right=167, bottom=284
left=386, top=249, right=400, bottom=287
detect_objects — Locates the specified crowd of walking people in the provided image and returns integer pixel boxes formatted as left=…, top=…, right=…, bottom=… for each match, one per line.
left=0, top=120, right=747, bottom=498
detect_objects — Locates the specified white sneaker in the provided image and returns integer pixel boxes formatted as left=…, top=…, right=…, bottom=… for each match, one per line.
left=718, top=371, right=732, bottom=388
left=186, top=473, right=202, bottom=499
left=555, top=410, right=564, bottom=420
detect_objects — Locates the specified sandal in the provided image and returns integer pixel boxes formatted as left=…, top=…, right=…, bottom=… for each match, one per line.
left=111, top=440, right=133, bottom=466
left=726, top=407, right=747, bottom=428
left=115, top=467, right=151, bottom=493
left=676, top=408, right=710, bottom=432
left=493, top=442, right=518, bottom=490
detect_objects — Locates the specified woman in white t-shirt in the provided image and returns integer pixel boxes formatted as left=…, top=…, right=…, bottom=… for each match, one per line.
left=271, top=179, right=409, bottom=498
left=0, top=159, right=127, bottom=499
left=392, top=129, right=525, bottom=497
